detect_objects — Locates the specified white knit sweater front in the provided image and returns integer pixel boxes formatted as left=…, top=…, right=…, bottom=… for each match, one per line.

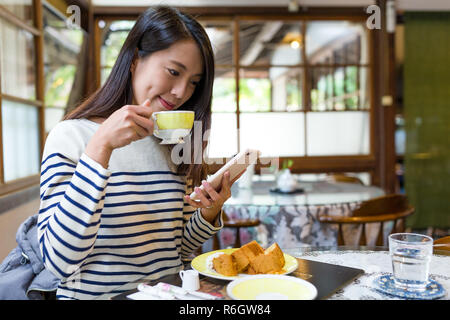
left=38, top=119, right=222, bottom=300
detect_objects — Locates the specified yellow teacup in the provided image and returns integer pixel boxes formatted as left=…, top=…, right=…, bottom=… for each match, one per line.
left=151, top=111, right=195, bottom=144
left=152, top=111, right=195, bottom=130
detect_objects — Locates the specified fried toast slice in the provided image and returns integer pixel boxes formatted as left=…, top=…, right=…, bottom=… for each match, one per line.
left=248, top=242, right=285, bottom=274
left=212, top=253, right=237, bottom=276
left=231, top=240, right=264, bottom=273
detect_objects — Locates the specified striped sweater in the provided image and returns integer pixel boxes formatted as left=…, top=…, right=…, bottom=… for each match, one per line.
left=38, top=119, right=222, bottom=300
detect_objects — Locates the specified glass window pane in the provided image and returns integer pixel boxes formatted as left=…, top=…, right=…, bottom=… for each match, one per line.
left=2, top=100, right=40, bottom=182
left=239, top=21, right=302, bottom=66
left=271, top=67, right=303, bottom=111
left=212, top=68, right=236, bottom=112
left=240, top=112, right=305, bottom=157
left=44, top=6, right=87, bottom=109
left=309, top=67, right=333, bottom=111
left=309, top=66, right=369, bottom=111
left=306, top=111, right=370, bottom=156
left=102, top=30, right=130, bottom=66
left=0, top=20, right=36, bottom=100
left=101, top=67, right=112, bottom=86
left=0, top=0, right=34, bottom=26
left=207, top=113, right=237, bottom=158
left=239, top=69, right=271, bottom=112
left=306, top=21, right=368, bottom=65
left=100, top=20, right=134, bottom=83
left=201, top=21, right=233, bottom=66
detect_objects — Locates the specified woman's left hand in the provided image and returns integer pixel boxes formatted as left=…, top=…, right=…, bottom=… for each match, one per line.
left=184, top=170, right=244, bottom=225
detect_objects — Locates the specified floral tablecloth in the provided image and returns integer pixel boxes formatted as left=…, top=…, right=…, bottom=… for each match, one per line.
left=207, top=180, right=386, bottom=251
left=220, top=203, right=360, bottom=249
left=284, top=249, right=450, bottom=300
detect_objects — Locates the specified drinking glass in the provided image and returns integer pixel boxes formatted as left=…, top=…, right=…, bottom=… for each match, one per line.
left=389, top=233, right=433, bottom=291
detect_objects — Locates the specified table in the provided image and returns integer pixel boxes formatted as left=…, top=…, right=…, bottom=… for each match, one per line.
left=96, top=247, right=450, bottom=300
left=283, top=247, right=450, bottom=300
left=217, top=178, right=385, bottom=250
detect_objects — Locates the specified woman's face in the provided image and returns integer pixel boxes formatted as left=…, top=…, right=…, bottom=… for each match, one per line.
left=131, top=39, right=203, bottom=112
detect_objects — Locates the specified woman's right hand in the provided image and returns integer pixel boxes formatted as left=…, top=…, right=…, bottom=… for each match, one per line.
left=85, top=99, right=154, bottom=168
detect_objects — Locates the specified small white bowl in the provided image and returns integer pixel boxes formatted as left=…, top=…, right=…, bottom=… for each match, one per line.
left=227, top=274, right=317, bottom=300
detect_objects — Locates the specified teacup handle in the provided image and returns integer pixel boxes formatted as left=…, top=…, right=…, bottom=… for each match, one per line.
left=179, top=270, right=185, bottom=280
left=151, top=113, right=159, bottom=135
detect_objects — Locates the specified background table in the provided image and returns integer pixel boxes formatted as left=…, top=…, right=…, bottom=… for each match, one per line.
left=215, top=178, right=385, bottom=250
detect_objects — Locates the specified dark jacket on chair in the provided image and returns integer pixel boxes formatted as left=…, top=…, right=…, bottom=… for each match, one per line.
left=0, top=214, right=59, bottom=299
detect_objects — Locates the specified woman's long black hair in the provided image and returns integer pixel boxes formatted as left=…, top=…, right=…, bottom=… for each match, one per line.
left=65, top=6, right=214, bottom=186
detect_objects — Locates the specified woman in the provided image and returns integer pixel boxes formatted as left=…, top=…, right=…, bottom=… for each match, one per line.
left=38, top=6, right=235, bottom=300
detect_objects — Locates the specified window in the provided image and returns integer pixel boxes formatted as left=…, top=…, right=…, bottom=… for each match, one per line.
left=0, top=4, right=40, bottom=185
left=43, top=4, right=87, bottom=134
left=206, top=19, right=371, bottom=158
left=99, top=20, right=135, bottom=85
left=0, top=2, right=86, bottom=194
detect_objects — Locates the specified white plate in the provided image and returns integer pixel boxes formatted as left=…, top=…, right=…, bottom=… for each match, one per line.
left=227, top=274, right=317, bottom=300
left=191, top=248, right=298, bottom=281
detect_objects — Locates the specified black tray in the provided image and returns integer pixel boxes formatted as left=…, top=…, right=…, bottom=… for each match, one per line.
left=293, top=258, right=364, bottom=300
left=269, top=187, right=304, bottom=194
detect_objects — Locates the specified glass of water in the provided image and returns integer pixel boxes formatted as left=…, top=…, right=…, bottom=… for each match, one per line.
left=389, top=233, right=433, bottom=291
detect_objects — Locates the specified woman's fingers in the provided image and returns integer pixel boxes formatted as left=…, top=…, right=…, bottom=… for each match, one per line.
left=201, top=180, right=221, bottom=202
left=133, top=123, right=150, bottom=138
left=194, top=187, right=213, bottom=207
left=120, top=102, right=155, bottom=137
left=184, top=182, right=222, bottom=209
left=184, top=195, right=202, bottom=208
left=183, top=171, right=237, bottom=211
left=131, top=113, right=154, bottom=135
left=125, top=100, right=153, bottom=117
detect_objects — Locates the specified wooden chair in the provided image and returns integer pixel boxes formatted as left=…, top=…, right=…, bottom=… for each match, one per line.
left=212, top=213, right=261, bottom=250
left=434, top=236, right=450, bottom=253
left=318, top=194, right=415, bottom=246
left=326, top=173, right=364, bottom=185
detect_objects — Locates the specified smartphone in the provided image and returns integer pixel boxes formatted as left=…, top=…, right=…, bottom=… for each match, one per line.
left=189, top=149, right=260, bottom=200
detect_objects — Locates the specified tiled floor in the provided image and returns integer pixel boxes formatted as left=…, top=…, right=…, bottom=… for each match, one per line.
left=0, top=197, right=40, bottom=262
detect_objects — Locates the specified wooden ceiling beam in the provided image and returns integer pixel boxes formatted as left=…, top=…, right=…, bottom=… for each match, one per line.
left=92, top=6, right=368, bottom=19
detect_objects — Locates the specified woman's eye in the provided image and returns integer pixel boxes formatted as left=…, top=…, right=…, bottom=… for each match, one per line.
left=191, top=80, right=199, bottom=86
left=168, top=68, right=179, bottom=76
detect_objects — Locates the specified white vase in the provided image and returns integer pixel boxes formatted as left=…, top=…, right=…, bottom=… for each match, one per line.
left=277, top=169, right=298, bottom=192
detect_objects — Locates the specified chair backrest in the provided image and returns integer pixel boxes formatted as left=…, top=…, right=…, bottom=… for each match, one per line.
left=352, top=194, right=411, bottom=218
left=326, top=173, right=364, bottom=185
left=318, top=194, right=415, bottom=246
left=434, top=236, right=450, bottom=253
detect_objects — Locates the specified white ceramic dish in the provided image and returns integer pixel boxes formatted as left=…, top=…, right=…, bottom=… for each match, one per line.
left=227, top=274, right=317, bottom=300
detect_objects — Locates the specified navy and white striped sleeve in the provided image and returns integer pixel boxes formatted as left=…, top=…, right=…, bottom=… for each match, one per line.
left=180, top=198, right=223, bottom=258
left=38, top=127, right=111, bottom=279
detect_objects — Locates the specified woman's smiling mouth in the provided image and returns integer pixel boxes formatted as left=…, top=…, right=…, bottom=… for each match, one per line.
left=158, top=96, right=176, bottom=110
